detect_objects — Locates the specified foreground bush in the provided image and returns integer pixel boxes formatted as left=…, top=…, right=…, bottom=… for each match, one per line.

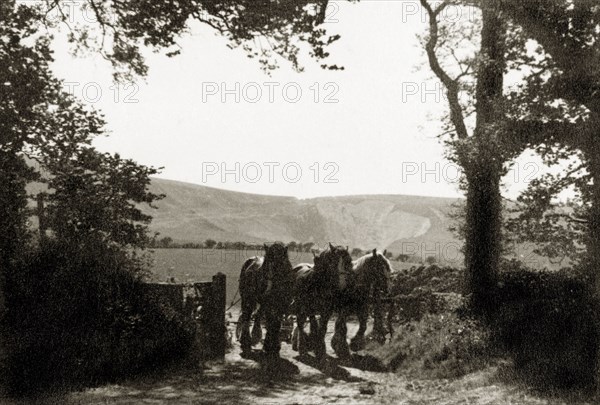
left=375, top=262, right=599, bottom=389
left=390, top=265, right=464, bottom=296
left=490, top=265, right=599, bottom=388
left=369, top=311, right=495, bottom=379
left=4, top=240, right=196, bottom=395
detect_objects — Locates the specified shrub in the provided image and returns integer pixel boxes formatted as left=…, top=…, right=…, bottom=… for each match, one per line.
left=390, top=265, right=463, bottom=296
left=5, top=240, right=196, bottom=395
left=489, top=266, right=599, bottom=388
left=369, top=312, right=495, bottom=379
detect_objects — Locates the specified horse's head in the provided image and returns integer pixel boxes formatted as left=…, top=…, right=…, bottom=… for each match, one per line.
left=263, top=242, right=292, bottom=292
left=314, top=243, right=354, bottom=291
left=370, top=249, right=392, bottom=295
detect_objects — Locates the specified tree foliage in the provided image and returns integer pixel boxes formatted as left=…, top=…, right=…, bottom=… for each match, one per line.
left=33, top=0, right=351, bottom=79
left=496, top=1, right=600, bottom=274
left=1, top=3, right=163, bottom=259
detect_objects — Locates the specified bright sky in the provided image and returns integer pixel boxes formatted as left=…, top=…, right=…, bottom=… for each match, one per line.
left=48, top=0, right=538, bottom=199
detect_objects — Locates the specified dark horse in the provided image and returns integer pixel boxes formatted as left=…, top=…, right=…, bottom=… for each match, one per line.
left=291, top=243, right=354, bottom=358
left=331, top=249, right=392, bottom=358
left=238, top=242, right=294, bottom=357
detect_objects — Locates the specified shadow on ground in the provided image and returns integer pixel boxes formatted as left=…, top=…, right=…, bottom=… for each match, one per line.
left=52, top=350, right=369, bottom=405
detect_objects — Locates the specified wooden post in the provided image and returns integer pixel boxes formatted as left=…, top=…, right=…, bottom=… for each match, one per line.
left=210, top=273, right=226, bottom=359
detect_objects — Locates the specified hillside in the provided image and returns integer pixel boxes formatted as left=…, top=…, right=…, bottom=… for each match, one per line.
left=145, top=178, right=462, bottom=257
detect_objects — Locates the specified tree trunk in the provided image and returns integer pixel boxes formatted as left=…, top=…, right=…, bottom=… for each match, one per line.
left=464, top=164, right=502, bottom=313
left=463, top=0, right=505, bottom=313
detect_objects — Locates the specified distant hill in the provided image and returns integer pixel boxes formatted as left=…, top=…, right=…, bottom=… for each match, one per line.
left=145, top=178, right=462, bottom=259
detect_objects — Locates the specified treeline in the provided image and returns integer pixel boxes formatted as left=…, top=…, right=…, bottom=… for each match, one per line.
left=149, top=237, right=438, bottom=264
left=150, top=237, right=318, bottom=252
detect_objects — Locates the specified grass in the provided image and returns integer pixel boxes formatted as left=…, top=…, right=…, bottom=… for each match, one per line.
left=368, top=312, right=495, bottom=380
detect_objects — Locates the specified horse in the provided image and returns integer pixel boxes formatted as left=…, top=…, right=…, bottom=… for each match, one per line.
left=330, top=249, right=392, bottom=358
left=291, top=243, right=354, bottom=358
left=238, top=242, right=294, bottom=357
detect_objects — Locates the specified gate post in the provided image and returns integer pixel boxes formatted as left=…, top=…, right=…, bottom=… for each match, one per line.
left=210, top=272, right=226, bottom=359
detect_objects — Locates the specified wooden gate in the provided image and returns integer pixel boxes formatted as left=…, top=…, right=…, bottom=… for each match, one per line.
left=144, top=273, right=227, bottom=360
left=187, top=273, right=227, bottom=360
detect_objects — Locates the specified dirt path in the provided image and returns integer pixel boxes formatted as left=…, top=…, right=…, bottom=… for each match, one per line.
left=33, top=319, right=594, bottom=405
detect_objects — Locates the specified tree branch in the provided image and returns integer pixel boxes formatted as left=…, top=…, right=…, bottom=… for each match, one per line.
left=504, top=119, right=585, bottom=155
left=420, top=0, right=470, bottom=140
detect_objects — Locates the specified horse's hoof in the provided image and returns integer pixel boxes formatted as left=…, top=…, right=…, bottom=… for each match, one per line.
left=298, top=341, right=308, bottom=356
left=332, top=334, right=350, bottom=356
left=261, top=350, right=280, bottom=359
left=350, top=337, right=366, bottom=352
left=251, top=329, right=263, bottom=346
left=315, top=342, right=327, bottom=359
left=334, top=345, right=351, bottom=359
left=241, top=341, right=252, bottom=355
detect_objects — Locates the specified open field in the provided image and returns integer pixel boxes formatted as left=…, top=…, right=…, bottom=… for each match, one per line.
left=151, top=248, right=316, bottom=305
left=149, top=248, right=414, bottom=305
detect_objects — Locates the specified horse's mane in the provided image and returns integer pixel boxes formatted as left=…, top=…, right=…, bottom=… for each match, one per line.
left=354, top=251, right=392, bottom=269
left=353, top=253, right=371, bottom=269
left=353, top=250, right=393, bottom=275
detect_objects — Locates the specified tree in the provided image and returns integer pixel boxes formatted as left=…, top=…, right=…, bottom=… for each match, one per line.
left=302, top=242, right=315, bottom=253
left=351, top=248, right=363, bottom=257
left=396, top=254, right=410, bottom=262
left=496, top=1, right=600, bottom=283
left=0, top=3, right=165, bottom=391
left=204, top=239, right=217, bottom=249
left=420, top=0, right=508, bottom=312
left=0, top=5, right=69, bottom=384
left=39, top=145, right=163, bottom=250
left=157, top=237, right=174, bottom=249
left=1, top=3, right=161, bottom=256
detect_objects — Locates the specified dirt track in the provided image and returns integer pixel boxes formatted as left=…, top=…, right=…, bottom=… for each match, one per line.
left=27, top=319, right=595, bottom=405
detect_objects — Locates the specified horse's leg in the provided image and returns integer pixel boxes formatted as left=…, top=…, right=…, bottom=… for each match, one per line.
left=371, top=295, right=387, bottom=344
left=350, top=305, right=368, bottom=352
left=308, top=315, right=319, bottom=351
left=296, top=311, right=308, bottom=356
left=262, top=306, right=281, bottom=357
left=251, top=305, right=263, bottom=345
left=239, top=299, right=254, bottom=356
left=315, top=310, right=331, bottom=359
left=333, top=309, right=351, bottom=358
left=291, top=316, right=299, bottom=351
left=387, top=302, right=395, bottom=338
